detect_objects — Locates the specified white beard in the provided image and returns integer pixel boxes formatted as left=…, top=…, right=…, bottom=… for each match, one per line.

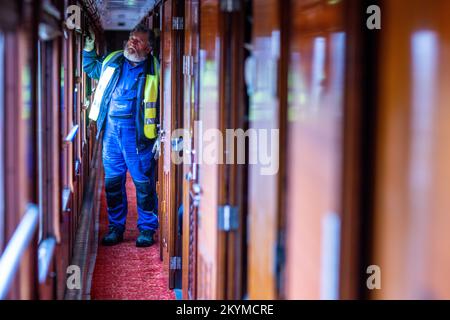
left=124, top=48, right=147, bottom=63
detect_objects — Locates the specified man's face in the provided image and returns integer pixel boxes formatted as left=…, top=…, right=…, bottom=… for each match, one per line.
left=124, top=31, right=151, bottom=62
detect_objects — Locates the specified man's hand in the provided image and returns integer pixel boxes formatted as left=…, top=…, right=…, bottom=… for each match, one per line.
left=84, top=31, right=95, bottom=52
left=152, top=135, right=161, bottom=160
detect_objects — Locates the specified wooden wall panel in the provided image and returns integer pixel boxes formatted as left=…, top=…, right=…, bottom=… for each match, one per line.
left=182, top=0, right=200, bottom=300
left=221, top=0, right=247, bottom=300
left=159, top=0, right=184, bottom=289
left=372, top=0, right=450, bottom=299
left=4, top=29, right=35, bottom=300
left=247, top=0, right=282, bottom=300
left=196, top=0, right=221, bottom=300
left=285, top=0, right=346, bottom=299
left=160, top=0, right=174, bottom=276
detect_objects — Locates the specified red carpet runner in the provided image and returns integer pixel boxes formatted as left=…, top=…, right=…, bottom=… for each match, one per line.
left=91, top=175, right=175, bottom=300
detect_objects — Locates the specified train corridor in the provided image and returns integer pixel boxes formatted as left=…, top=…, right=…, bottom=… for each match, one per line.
left=90, top=174, right=174, bottom=300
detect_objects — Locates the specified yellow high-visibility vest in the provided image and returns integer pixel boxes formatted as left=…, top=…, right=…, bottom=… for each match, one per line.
left=90, top=50, right=159, bottom=139
left=142, top=57, right=159, bottom=140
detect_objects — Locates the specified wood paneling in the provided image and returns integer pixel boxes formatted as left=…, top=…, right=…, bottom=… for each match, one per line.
left=247, top=0, right=283, bottom=300
left=220, top=0, right=247, bottom=300
left=159, top=0, right=184, bottom=289
left=3, top=7, right=39, bottom=298
left=372, top=0, right=450, bottom=299
left=285, top=0, right=346, bottom=299
left=182, top=0, right=200, bottom=300
left=196, top=0, right=222, bottom=300
left=160, top=0, right=174, bottom=279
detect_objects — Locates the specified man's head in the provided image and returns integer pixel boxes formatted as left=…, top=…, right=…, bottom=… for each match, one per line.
left=124, top=24, right=154, bottom=63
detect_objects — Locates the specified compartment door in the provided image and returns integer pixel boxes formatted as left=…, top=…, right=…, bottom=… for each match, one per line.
left=182, top=0, right=200, bottom=300
left=195, top=0, right=225, bottom=299
left=247, top=0, right=284, bottom=300
left=284, top=0, right=347, bottom=299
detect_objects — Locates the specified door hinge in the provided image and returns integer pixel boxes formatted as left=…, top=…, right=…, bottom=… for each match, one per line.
left=220, top=0, right=240, bottom=12
left=172, top=17, right=184, bottom=30
left=218, top=205, right=239, bottom=231
left=170, top=256, right=182, bottom=270
left=183, top=55, right=194, bottom=76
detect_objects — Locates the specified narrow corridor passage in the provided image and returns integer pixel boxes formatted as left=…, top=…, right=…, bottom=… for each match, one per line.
left=91, top=175, right=175, bottom=300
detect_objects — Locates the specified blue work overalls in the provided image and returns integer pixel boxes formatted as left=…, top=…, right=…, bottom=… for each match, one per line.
left=102, top=59, right=158, bottom=233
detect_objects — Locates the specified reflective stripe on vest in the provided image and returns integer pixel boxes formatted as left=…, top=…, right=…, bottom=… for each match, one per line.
left=143, top=57, right=159, bottom=139
left=88, top=51, right=123, bottom=121
left=89, top=66, right=115, bottom=121
left=89, top=51, right=159, bottom=140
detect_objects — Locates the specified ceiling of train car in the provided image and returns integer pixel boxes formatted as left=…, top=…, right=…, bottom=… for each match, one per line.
left=95, top=0, right=156, bottom=31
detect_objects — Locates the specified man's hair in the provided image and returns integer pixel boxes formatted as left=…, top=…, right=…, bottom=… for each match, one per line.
left=130, top=24, right=154, bottom=47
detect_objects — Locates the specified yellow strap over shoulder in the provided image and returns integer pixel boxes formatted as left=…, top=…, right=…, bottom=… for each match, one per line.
left=102, top=50, right=123, bottom=70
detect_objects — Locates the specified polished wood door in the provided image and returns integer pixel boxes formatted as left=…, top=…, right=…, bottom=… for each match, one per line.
left=157, top=1, right=166, bottom=266
left=219, top=0, right=248, bottom=300
left=171, top=0, right=185, bottom=290
left=196, top=0, right=225, bottom=299
left=284, top=0, right=347, bottom=299
left=182, top=0, right=200, bottom=300
left=159, top=0, right=184, bottom=289
left=247, top=0, right=285, bottom=300
left=159, top=0, right=172, bottom=277
left=195, top=0, right=248, bottom=299
left=372, top=0, right=450, bottom=299
left=160, top=0, right=174, bottom=282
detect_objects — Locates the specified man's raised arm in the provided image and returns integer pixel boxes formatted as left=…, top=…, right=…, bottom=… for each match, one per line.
left=82, top=32, right=103, bottom=80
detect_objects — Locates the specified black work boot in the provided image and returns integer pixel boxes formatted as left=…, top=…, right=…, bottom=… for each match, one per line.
left=101, top=226, right=124, bottom=246
left=136, top=230, right=155, bottom=247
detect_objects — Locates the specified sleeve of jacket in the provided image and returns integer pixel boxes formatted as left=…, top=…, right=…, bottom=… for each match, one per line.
left=82, top=50, right=103, bottom=80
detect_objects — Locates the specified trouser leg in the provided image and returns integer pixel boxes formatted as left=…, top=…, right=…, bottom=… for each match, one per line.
left=102, top=119, right=128, bottom=233
left=121, top=126, right=158, bottom=231
left=104, top=174, right=127, bottom=232
left=133, top=172, right=158, bottom=231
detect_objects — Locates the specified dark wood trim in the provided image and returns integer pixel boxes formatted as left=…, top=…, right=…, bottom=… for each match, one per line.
left=275, top=0, right=290, bottom=300
left=216, top=1, right=227, bottom=300
left=168, top=0, right=185, bottom=290
left=339, top=0, right=380, bottom=300
left=181, top=0, right=201, bottom=300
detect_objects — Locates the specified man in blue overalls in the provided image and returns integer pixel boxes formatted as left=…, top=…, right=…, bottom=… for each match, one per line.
left=83, top=24, right=160, bottom=247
